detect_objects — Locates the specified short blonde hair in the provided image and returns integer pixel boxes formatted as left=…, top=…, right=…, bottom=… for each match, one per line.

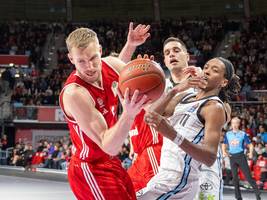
left=66, top=27, right=98, bottom=52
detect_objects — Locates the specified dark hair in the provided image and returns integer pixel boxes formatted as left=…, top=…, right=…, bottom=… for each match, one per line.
left=217, top=57, right=241, bottom=102
left=163, top=37, right=187, bottom=52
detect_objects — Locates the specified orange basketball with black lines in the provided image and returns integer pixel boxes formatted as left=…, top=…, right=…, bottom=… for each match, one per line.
left=118, top=58, right=165, bottom=103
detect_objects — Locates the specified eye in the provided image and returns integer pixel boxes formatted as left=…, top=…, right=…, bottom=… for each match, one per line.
left=174, top=48, right=180, bottom=53
left=78, top=60, right=85, bottom=64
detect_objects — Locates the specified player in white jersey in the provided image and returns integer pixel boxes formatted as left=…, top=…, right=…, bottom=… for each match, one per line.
left=162, top=37, right=227, bottom=200
left=141, top=57, right=240, bottom=200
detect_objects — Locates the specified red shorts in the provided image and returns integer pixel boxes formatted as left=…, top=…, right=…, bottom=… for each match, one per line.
left=127, top=144, right=161, bottom=192
left=68, top=156, right=136, bottom=200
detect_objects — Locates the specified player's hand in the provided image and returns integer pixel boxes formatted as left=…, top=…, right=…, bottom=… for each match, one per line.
left=117, top=88, right=149, bottom=119
left=137, top=54, right=154, bottom=61
left=171, top=76, right=208, bottom=93
left=183, top=66, right=203, bottom=77
left=127, top=22, right=150, bottom=47
left=144, top=111, right=173, bottom=136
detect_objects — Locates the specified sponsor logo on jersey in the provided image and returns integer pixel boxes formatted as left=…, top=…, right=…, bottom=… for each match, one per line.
left=111, top=81, right=118, bottom=97
left=200, top=182, right=213, bottom=191
left=97, top=98, right=105, bottom=108
left=230, top=139, right=240, bottom=146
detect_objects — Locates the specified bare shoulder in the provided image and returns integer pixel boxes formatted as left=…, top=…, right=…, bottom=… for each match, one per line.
left=102, top=56, right=126, bottom=73
left=203, top=100, right=225, bottom=112
left=201, top=100, right=226, bottom=124
left=63, top=84, right=95, bottom=110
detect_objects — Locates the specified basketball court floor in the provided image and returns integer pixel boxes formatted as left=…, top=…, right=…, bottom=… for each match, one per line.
left=0, top=175, right=265, bottom=200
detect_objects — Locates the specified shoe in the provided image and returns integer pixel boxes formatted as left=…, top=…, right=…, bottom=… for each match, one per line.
left=256, top=194, right=261, bottom=200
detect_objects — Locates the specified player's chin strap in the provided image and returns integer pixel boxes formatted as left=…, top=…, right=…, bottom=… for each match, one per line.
left=173, top=132, right=184, bottom=146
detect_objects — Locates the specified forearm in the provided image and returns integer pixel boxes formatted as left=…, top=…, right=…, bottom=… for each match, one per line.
left=101, top=112, right=134, bottom=155
left=149, top=89, right=176, bottom=115
left=156, top=118, right=217, bottom=166
left=119, top=42, right=136, bottom=63
left=179, top=140, right=217, bottom=167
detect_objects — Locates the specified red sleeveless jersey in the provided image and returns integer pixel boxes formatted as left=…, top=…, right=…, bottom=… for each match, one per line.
left=129, top=109, right=163, bottom=154
left=59, top=60, right=119, bottom=162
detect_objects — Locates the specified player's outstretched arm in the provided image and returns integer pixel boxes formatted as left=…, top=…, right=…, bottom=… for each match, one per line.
left=62, top=85, right=147, bottom=156
left=119, top=22, right=150, bottom=63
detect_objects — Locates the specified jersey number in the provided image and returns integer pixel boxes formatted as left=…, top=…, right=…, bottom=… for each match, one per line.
left=179, top=114, right=190, bottom=126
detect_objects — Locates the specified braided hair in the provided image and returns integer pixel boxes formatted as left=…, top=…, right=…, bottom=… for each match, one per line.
left=217, top=57, right=241, bottom=102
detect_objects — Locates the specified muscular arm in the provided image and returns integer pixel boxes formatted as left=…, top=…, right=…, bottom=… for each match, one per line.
left=180, top=101, right=226, bottom=166
left=146, top=101, right=226, bottom=167
left=63, top=85, right=145, bottom=156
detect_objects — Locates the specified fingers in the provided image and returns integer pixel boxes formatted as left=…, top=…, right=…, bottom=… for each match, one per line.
left=143, top=54, right=149, bottom=59
left=128, top=22, right=133, bottom=32
left=188, top=77, right=207, bottom=88
left=136, top=94, right=148, bottom=108
left=143, top=25, right=150, bottom=33
left=183, top=66, right=198, bottom=76
left=124, top=88, right=130, bottom=104
left=130, top=89, right=140, bottom=105
left=134, top=24, right=142, bottom=32
left=136, top=53, right=154, bottom=60
left=117, top=88, right=123, bottom=102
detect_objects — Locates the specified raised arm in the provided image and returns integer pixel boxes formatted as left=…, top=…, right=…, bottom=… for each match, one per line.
left=145, top=101, right=226, bottom=167
left=118, top=22, right=150, bottom=63
left=62, top=84, right=147, bottom=156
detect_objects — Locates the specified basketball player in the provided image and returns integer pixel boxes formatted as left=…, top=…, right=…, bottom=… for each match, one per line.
left=117, top=37, right=194, bottom=193
left=59, top=23, right=150, bottom=200
left=141, top=57, right=240, bottom=199
left=163, top=37, right=232, bottom=200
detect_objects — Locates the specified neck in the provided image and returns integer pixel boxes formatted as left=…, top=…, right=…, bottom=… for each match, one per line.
left=232, top=129, right=239, bottom=132
left=195, top=88, right=220, bottom=100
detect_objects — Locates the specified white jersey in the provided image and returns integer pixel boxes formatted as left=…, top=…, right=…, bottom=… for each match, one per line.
left=138, top=93, right=224, bottom=200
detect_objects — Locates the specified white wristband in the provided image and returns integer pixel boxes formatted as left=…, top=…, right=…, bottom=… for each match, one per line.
left=173, top=133, right=184, bottom=146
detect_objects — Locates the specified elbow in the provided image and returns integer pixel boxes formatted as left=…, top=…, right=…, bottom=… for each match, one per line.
left=203, top=152, right=217, bottom=167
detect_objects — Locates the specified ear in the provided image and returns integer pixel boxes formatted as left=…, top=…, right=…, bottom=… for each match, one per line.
left=99, top=44, right=102, bottom=56
left=186, top=52, right=190, bottom=62
left=221, top=79, right=229, bottom=88
left=67, top=53, right=75, bottom=65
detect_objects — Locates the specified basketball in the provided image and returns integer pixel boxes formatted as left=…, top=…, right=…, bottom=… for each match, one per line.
left=118, top=58, right=165, bottom=103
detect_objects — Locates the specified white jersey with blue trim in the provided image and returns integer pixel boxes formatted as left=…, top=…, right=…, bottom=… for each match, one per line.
left=138, top=94, right=224, bottom=200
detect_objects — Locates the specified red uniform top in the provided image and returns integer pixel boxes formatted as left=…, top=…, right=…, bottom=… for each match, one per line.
left=128, top=109, right=163, bottom=192
left=129, top=109, right=163, bottom=154
left=59, top=60, right=119, bottom=163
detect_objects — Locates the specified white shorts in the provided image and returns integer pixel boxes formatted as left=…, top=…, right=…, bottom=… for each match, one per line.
left=137, top=169, right=199, bottom=200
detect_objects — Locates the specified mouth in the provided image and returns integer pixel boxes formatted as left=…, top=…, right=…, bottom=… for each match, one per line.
left=86, top=71, right=96, bottom=76
left=203, top=76, right=208, bottom=81
left=170, top=59, right=179, bottom=64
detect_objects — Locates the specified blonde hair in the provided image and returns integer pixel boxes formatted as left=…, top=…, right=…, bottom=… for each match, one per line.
left=66, top=28, right=98, bottom=52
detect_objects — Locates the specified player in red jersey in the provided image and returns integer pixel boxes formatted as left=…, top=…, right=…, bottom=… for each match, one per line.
left=59, top=23, right=150, bottom=200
